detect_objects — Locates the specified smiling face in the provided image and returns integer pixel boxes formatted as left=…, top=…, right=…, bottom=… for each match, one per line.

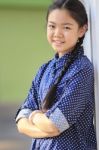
left=47, top=9, right=86, bottom=57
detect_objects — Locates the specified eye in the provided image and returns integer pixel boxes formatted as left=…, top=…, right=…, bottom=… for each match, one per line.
left=48, top=24, right=55, bottom=29
left=64, top=26, right=71, bottom=30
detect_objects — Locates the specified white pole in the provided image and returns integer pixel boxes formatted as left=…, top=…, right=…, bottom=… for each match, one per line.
left=88, top=0, right=99, bottom=149
left=81, top=0, right=99, bottom=149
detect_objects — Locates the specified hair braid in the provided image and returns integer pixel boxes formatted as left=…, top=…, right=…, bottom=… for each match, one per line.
left=42, top=0, right=87, bottom=111
left=42, top=39, right=83, bottom=111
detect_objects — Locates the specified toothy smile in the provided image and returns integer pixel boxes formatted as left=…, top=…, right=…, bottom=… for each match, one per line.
left=53, top=40, right=64, bottom=45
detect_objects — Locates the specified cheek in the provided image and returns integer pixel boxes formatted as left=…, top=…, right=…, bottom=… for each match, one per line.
left=63, top=31, right=72, bottom=39
left=64, top=32, right=78, bottom=41
left=47, top=31, right=52, bottom=43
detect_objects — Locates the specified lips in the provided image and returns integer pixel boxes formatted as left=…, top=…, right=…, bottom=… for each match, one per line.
left=53, top=40, right=64, bottom=45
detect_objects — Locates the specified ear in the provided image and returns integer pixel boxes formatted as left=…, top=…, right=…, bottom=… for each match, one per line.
left=78, top=24, right=88, bottom=38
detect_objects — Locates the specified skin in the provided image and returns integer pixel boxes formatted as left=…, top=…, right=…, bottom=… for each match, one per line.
left=17, top=118, right=60, bottom=138
left=29, top=110, right=59, bottom=133
left=47, top=9, right=87, bottom=57
left=17, top=8, right=87, bottom=138
left=17, top=110, right=60, bottom=138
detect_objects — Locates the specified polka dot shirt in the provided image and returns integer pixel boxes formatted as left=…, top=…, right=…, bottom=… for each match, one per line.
left=16, top=46, right=97, bottom=150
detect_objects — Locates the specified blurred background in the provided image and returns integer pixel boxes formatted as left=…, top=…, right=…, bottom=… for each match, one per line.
left=0, top=0, right=54, bottom=149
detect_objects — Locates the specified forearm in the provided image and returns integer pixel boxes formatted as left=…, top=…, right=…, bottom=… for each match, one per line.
left=30, top=112, right=60, bottom=133
left=17, top=118, right=59, bottom=138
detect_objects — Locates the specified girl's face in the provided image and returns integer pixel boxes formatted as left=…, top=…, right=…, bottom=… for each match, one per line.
left=47, top=9, right=86, bottom=57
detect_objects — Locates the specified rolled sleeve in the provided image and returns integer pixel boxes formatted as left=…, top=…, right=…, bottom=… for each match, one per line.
left=15, top=62, right=49, bottom=121
left=15, top=108, right=32, bottom=123
left=49, top=108, right=69, bottom=133
left=45, top=66, right=94, bottom=133
left=15, top=81, right=38, bottom=122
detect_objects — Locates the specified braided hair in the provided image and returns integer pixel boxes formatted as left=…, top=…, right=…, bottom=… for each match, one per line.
left=42, top=0, right=88, bottom=111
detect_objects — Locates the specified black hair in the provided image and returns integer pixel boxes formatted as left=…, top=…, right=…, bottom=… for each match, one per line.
left=42, top=0, right=88, bottom=111
left=46, top=0, right=88, bottom=27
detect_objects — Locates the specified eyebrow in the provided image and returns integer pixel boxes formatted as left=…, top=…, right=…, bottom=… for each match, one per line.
left=48, top=21, right=73, bottom=26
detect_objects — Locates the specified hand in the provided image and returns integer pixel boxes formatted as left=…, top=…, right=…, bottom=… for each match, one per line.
left=29, top=110, right=43, bottom=124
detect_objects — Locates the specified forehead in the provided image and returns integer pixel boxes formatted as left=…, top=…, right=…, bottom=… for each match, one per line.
left=48, top=9, right=78, bottom=25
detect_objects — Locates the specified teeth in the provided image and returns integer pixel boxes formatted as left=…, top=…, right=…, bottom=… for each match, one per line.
left=56, top=41, right=61, bottom=44
left=54, top=41, right=63, bottom=44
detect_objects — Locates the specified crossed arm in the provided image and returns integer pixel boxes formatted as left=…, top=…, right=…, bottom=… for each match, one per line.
left=17, top=110, right=60, bottom=138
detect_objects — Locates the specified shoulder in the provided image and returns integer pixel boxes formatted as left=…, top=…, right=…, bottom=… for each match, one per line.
left=80, top=55, right=93, bottom=69
left=65, top=56, right=94, bottom=92
left=34, top=59, right=52, bottom=84
left=68, top=55, right=94, bottom=79
left=37, top=60, right=52, bottom=76
left=75, top=55, right=94, bottom=81
left=78, top=55, right=94, bottom=75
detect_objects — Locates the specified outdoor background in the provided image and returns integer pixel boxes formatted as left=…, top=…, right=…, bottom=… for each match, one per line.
left=0, top=0, right=54, bottom=149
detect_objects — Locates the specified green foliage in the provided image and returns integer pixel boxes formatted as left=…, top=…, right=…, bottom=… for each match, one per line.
left=0, top=8, right=54, bottom=102
left=0, top=0, right=51, bottom=8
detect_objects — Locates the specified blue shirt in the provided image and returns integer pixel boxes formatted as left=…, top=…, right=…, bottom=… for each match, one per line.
left=16, top=46, right=97, bottom=150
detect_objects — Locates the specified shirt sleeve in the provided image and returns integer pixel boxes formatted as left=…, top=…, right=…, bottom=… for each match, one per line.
left=45, top=66, right=94, bottom=133
left=15, top=62, right=49, bottom=123
left=15, top=80, right=40, bottom=123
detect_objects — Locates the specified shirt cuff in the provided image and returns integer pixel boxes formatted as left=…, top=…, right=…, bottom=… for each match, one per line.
left=48, top=108, right=70, bottom=133
left=15, top=108, right=32, bottom=123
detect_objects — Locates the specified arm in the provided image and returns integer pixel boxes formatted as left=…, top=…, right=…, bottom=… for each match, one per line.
left=15, top=63, right=49, bottom=121
left=29, top=67, right=94, bottom=134
left=17, top=118, right=59, bottom=138
left=44, top=67, right=94, bottom=133
left=29, top=111, right=60, bottom=133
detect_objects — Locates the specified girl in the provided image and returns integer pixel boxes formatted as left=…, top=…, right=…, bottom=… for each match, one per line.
left=15, top=0, right=97, bottom=149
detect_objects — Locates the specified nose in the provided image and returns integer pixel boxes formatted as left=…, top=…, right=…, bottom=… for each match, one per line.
left=54, top=28, right=63, bottom=37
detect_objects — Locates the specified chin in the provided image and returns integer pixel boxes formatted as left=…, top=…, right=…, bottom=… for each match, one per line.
left=56, top=49, right=66, bottom=53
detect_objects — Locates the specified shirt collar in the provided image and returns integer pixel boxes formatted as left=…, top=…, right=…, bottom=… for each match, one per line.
left=53, top=46, right=84, bottom=68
